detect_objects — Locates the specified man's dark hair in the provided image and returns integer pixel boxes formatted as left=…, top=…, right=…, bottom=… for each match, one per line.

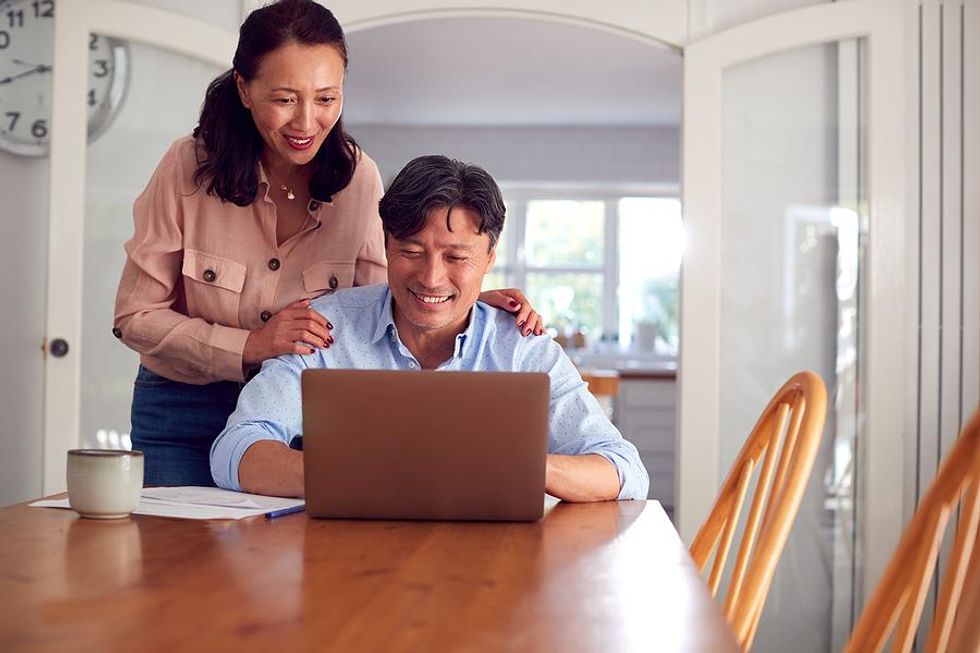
left=192, top=0, right=358, bottom=206
left=378, top=155, right=506, bottom=251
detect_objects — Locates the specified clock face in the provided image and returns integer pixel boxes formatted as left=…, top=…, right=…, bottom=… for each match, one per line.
left=0, top=0, right=128, bottom=156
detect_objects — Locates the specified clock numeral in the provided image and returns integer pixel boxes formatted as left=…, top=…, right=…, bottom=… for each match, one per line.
left=5, top=112, right=19, bottom=132
left=88, top=89, right=97, bottom=107
left=93, top=59, right=109, bottom=78
left=89, top=34, right=98, bottom=51
left=32, top=0, right=55, bottom=19
left=6, top=9, right=23, bottom=28
left=31, top=119, right=47, bottom=139
left=0, top=30, right=10, bottom=49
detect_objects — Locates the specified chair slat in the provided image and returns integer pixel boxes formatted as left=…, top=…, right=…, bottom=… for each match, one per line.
left=723, top=403, right=789, bottom=615
left=927, top=478, right=980, bottom=653
left=710, top=460, right=754, bottom=596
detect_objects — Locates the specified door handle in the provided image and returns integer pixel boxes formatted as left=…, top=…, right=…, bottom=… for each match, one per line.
left=49, top=338, right=69, bottom=358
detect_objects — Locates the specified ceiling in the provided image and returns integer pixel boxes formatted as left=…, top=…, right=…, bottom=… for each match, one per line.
left=343, top=17, right=682, bottom=128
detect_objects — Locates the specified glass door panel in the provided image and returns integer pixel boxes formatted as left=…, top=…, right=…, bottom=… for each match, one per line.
left=80, top=42, right=223, bottom=449
left=718, top=39, right=865, bottom=652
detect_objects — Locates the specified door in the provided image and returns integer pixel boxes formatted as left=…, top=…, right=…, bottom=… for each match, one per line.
left=43, top=0, right=235, bottom=493
left=678, top=1, right=907, bottom=650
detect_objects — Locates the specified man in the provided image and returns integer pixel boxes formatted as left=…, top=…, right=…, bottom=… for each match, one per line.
left=211, top=155, right=649, bottom=501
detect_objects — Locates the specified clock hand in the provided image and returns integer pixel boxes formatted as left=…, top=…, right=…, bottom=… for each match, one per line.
left=11, top=58, right=47, bottom=68
left=0, top=64, right=53, bottom=84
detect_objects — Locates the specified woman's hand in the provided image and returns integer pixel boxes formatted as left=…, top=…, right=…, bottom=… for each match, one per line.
left=479, top=288, right=545, bottom=336
left=243, top=299, right=333, bottom=364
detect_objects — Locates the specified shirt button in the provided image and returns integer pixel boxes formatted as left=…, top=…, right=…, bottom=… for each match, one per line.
left=111, top=327, right=122, bottom=339
left=408, top=360, right=417, bottom=368
left=268, top=257, right=281, bottom=271
left=329, top=275, right=339, bottom=289
left=260, top=311, right=272, bottom=323
left=202, top=269, right=217, bottom=283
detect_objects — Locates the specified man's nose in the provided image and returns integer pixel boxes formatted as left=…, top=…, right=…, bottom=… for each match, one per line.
left=418, top=255, right=446, bottom=288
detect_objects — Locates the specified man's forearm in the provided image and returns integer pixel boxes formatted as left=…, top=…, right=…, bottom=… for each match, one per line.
left=545, top=454, right=621, bottom=502
left=238, top=440, right=305, bottom=498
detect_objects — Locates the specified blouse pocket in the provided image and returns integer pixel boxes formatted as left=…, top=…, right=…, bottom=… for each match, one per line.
left=302, top=260, right=356, bottom=299
left=181, top=249, right=247, bottom=325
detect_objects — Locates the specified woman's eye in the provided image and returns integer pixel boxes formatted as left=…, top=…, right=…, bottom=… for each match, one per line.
left=318, top=96, right=337, bottom=104
left=273, top=97, right=293, bottom=104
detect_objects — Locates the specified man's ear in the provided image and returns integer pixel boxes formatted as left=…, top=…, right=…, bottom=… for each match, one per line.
left=484, top=245, right=497, bottom=274
left=234, top=72, right=251, bottom=110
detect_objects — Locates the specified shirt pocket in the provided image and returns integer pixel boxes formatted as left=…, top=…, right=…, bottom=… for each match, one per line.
left=181, top=249, right=247, bottom=325
left=302, top=260, right=356, bottom=299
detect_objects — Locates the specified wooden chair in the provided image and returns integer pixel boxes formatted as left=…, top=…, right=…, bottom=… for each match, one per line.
left=689, top=370, right=828, bottom=650
left=843, top=408, right=980, bottom=653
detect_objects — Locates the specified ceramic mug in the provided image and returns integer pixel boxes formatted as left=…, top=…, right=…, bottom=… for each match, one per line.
left=66, top=449, right=144, bottom=519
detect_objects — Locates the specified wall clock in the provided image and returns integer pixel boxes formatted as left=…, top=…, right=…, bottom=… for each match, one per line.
left=0, top=0, right=128, bottom=156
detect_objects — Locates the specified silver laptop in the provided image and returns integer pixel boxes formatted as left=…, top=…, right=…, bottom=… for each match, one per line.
left=301, top=369, right=549, bottom=521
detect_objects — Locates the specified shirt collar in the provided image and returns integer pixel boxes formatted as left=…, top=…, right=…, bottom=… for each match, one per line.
left=372, top=286, right=481, bottom=360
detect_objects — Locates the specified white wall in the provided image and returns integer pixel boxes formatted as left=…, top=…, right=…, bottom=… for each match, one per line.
left=349, top=124, right=680, bottom=186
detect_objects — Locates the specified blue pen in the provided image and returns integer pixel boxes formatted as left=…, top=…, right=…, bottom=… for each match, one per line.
left=265, top=505, right=305, bottom=519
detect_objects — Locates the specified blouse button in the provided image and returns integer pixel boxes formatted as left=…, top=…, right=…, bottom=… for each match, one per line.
left=203, top=269, right=217, bottom=283
left=268, top=257, right=281, bottom=271
left=329, top=275, right=339, bottom=290
left=260, top=311, right=272, bottom=323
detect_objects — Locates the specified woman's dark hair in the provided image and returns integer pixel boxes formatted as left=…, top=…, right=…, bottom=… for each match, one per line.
left=379, top=155, right=506, bottom=251
left=192, top=0, right=358, bottom=206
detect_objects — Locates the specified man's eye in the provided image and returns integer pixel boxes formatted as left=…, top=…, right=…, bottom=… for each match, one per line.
left=403, top=250, right=422, bottom=257
left=318, top=96, right=337, bottom=104
left=447, top=256, right=467, bottom=262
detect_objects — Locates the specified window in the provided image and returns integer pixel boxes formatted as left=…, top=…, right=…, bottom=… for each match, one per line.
left=484, top=188, right=683, bottom=354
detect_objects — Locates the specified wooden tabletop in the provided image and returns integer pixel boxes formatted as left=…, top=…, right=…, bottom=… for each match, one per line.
left=0, top=499, right=739, bottom=653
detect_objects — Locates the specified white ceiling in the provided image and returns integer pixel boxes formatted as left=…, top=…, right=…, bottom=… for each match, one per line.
left=343, top=17, right=682, bottom=128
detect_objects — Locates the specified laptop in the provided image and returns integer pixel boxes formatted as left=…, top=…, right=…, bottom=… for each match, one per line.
left=301, top=369, right=550, bottom=521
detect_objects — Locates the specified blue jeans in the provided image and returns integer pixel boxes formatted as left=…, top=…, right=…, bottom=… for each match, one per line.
left=129, top=365, right=244, bottom=486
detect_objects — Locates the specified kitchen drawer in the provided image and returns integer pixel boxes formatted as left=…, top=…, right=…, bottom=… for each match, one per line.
left=619, top=408, right=676, bottom=432
left=619, top=414, right=675, bottom=451
left=620, top=379, right=676, bottom=410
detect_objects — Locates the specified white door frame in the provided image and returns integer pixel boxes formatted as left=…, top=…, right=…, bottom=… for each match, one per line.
left=678, top=0, right=907, bottom=598
left=43, top=0, right=236, bottom=494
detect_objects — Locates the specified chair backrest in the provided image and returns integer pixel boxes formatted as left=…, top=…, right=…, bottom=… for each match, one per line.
left=844, top=408, right=980, bottom=653
left=689, top=370, right=828, bottom=650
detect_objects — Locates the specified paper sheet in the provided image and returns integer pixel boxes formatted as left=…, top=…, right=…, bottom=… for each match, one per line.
left=30, top=487, right=305, bottom=520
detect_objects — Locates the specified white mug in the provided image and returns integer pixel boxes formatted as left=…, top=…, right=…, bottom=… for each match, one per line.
left=66, top=449, right=144, bottom=519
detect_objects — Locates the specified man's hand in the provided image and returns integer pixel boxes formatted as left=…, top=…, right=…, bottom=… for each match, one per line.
left=545, top=454, right=621, bottom=502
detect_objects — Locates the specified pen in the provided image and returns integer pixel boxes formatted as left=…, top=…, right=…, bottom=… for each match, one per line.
left=265, top=505, right=306, bottom=519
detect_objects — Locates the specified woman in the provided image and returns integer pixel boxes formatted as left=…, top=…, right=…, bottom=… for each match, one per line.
left=113, top=0, right=542, bottom=487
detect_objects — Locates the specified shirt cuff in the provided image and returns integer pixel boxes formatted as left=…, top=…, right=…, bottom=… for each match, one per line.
left=594, top=450, right=650, bottom=501
left=210, top=428, right=276, bottom=491
left=209, top=324, right=251, bottom=383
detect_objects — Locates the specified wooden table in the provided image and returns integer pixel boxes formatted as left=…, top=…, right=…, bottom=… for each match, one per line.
left=0, top=499, right=739, bottom=652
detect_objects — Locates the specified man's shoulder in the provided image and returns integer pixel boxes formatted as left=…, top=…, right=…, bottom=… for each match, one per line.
left=310, top=284, right=387, bottom=319
left=475, top=302, right=561, bottom=362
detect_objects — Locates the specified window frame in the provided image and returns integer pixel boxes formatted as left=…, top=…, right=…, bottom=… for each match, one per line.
left=494, top=182, right=681, bottom=345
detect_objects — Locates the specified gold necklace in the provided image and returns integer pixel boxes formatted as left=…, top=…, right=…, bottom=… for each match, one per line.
left=266, top=167, right=299, bottom=201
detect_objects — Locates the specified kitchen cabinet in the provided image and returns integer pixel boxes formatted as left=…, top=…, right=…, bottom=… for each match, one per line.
left=615, top=375, right=677, bottom=513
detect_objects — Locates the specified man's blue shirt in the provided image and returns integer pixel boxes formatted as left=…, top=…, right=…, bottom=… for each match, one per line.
left=210, top=284, right=649, bottom=499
